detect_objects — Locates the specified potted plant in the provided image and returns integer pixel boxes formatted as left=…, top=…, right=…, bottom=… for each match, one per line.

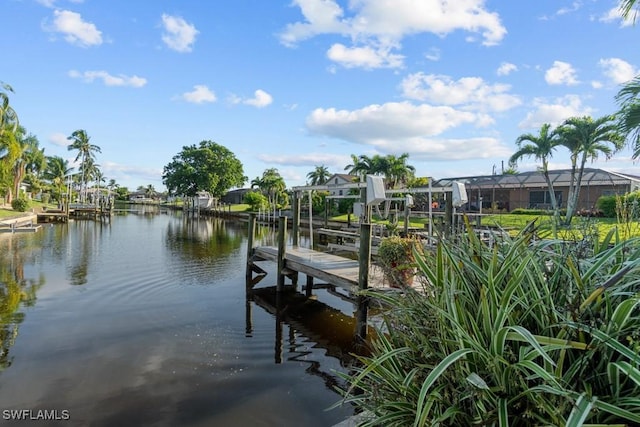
left=377, top=235, right=419, bottom=288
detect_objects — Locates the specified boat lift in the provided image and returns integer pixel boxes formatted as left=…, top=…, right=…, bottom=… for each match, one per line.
left=290, top=175, right=468, bottom=245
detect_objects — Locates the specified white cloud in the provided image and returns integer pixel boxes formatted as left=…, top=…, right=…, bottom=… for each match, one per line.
left=518, top=95, right=594, bottom=129
left=179, top=85, right=216, bottom=104
left=497, top=62, right=517, bottom=76
left=279, top=0, right=506, bottom=69
left=555, top=2, right=581, bottom=16
left=424, top=47, right=441, bottom=61
left=400, top=73, right=521, bottom=113
left=230, top=89, right=273, bottom=108
left=257, top=152, right=349, bottom=169
left=48, top=132, right=69, bottom=147
left=68, top=70, right=147, bottom=87
left=545, top=61, right=579, bottom=85
left=599, top=58, right=637, bottom=85
left=46, top=9, right=102, bottom=47
left=306, top=102, right=478, bottom=141
left=161, top=14, right=198, bottom=53
left=327, top=43, right=404, bottom=69
left=600, top=6, right=636, bottom=27
left=305, top=101, right=512, bottom=160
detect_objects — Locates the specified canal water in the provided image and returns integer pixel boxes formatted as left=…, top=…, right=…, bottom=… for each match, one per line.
left=0, top=207, right=359, bottom=426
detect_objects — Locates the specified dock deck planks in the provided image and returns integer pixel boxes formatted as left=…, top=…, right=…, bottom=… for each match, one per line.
left=252, top=246, right=386, bottom=292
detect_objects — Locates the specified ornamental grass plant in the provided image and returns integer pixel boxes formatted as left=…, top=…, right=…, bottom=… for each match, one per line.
left=336, top=221, right=640, bottom=426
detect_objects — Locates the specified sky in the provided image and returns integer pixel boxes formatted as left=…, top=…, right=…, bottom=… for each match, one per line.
left=2, top=0, right=640, bottom=192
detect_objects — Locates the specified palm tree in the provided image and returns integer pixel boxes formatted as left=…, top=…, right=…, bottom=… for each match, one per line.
left=306, top=165, right=331, bottom=186
left=385, top=153, right=415, bottom=189
left=620, top=0, right=639, bottom=22
left=0, top=81, right=18, bottom=135
left=556, top=115, right=626, bottom=224
left=616, top=75, right=640, bottom=158
left=251, top=168, right=287, bottom=208
left=344, top=154, right=372, bottom=178
left=11, top=128, right=45, bottom=202
left=67, top=129, right=101, bottom=203
left=510, top=123, right=561, bottom=212
left=43, top=155, right=73, bottom=202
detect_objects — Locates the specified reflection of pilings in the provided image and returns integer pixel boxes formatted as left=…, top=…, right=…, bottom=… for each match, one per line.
left=276, top=216, right=286, bottom=292
left=249, top=287, right=369, bottom=364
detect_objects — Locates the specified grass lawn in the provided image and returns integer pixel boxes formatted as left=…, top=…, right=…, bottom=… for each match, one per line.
left=330, top=211, right=640, bottom=242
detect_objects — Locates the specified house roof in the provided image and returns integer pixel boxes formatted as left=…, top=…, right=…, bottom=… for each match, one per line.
left=432, top=168, right=640, bottom=190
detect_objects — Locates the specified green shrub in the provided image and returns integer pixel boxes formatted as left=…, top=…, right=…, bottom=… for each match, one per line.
left=243, top=191, right=268, bottom=211
left=337, top=223, right=640, bottom=426
left=11, top=197, right=29, bottom=212
left=596, top=195, right=617, bottom=217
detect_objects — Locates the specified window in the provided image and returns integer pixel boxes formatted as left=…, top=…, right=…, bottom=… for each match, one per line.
left=529, top=191, right=562, bottom=207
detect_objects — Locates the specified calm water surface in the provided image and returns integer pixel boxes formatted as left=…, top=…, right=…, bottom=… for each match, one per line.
left=0, top=208, right=359, bottom=426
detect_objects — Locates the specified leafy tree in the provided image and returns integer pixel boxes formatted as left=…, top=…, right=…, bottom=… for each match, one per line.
left=243, top=190, right=268, bottom=211
left=556, top=115, right=625, bottom=224
left=251, top=168, right=288, bottom=208
left=510, top=123, right=561, bottom=212
left=162, top=140, right=246, bottom=198
left=306, top=165, right=331, bottom=185
left=67, top=129, right=101, bottom=203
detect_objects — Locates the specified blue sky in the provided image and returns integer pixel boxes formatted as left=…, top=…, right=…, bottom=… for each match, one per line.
left=2, top=0, right=639, bottom=191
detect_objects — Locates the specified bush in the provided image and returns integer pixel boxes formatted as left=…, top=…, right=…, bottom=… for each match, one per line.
left=596, top=195, right=617, bottom=217
left=11, top=197, right=29, bottom=212
left=337, top=223, right=640, bottom=426
left=243, top=191, right=268, bottom=211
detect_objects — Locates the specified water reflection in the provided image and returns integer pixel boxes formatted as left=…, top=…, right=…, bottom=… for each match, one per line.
left=165, top=218, right=244, bottom=261
left=0, top=235, right=45, bottom=371
left=248, top=286, right=370, bottom=393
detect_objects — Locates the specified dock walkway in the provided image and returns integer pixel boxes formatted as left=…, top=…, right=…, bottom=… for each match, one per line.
left=252, top=246, right=385, bottom=292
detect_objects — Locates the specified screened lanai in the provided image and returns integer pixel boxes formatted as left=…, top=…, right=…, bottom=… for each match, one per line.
left=431, top=168, right=640, bottom=212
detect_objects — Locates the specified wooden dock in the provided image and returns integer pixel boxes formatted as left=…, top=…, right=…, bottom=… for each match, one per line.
left=252, top=245, right=385, bottom=293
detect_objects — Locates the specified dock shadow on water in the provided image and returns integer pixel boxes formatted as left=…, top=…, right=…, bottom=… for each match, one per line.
left=0, top=212, right=363, bottom=426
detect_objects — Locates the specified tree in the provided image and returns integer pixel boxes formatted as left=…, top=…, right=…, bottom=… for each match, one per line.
left=385, top=153, right=415, bottom=189
left=251, top=168, right=287, bottom=209
left=0, top=81, right=18, bottom=136
left=306, top=165, right=331, bottom=186
left=510, top=123, right=561, bottom=212
left=67, top=129, right=101, bottom=203
left=616, top=75, right=640, bottom=158
left=11, top=127, right=45, bottom=203
left=556, top=115, right=625, bottom=224
left=43, top=155, right=73, bottom=202
left=162, top=140, right=246, bottom=198
left=243, top=191, right=268, bottom=211
left=344, top=153, right=415, bottom=189
left=620, top=0, right=639, bottom=22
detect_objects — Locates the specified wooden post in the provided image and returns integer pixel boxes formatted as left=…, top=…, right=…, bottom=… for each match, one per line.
left=403, top=201, right=410, bottom=236
left=292, top=191, right=300, bottom=248
left=305, top=275, right=313, bottom=297
left=356, top=222, right=372, bottom=341
left=444, top=193, right=453, bottom=238
left=246, top=213, right=256, bottom=284
left=276, top=216, right=287, bottom=292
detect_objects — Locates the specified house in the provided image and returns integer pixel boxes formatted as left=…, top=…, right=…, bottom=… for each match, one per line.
left=325, top=174, right=358, bottom=197
left=432, top=168, right=640, bottom=212
left=221, top=188, right=251, bottom=204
